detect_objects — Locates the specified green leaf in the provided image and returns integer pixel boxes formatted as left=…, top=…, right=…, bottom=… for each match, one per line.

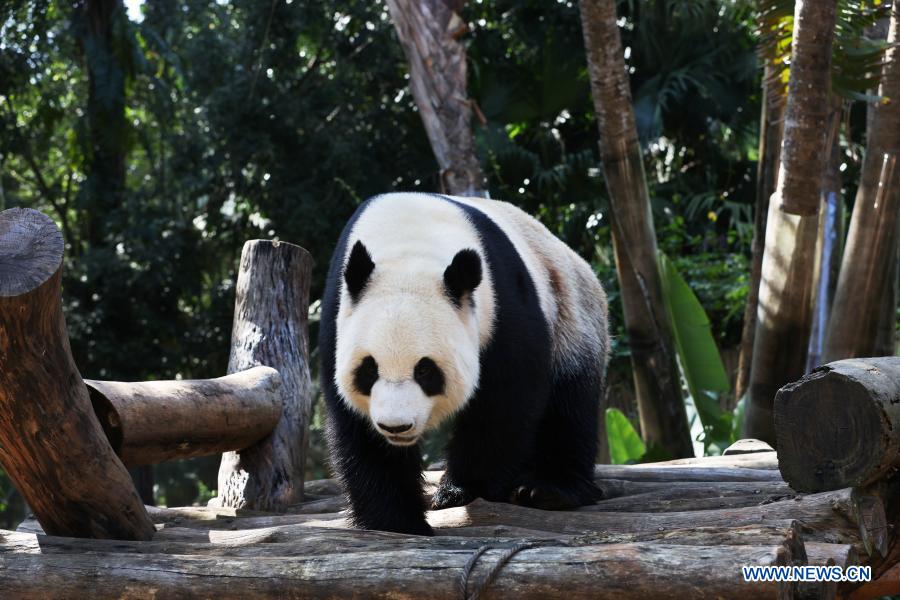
left=606, top=408, right=646, bottom=465
left=657, top=251, right=732, bottom=447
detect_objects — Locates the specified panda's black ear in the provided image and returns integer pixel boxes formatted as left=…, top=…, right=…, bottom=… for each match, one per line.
left=344, top=240, right=375, bottom=302
left=444, top=249, right=482, bottom=307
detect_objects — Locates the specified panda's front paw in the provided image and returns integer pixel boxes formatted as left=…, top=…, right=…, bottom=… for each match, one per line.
left=431, top=477, right=475, bottom=510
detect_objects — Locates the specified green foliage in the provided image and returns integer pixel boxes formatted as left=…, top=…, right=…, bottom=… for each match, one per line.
left=758, top=0, right=892, bottom=101
left=658, top=251, right=748, bottom=454
left=606, top=408, right=646, bottom=464
left=658, top=251, right=732, bottom=452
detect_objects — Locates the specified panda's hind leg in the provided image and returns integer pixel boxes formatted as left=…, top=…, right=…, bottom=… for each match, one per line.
left=512, top=368, right=604, bottom=510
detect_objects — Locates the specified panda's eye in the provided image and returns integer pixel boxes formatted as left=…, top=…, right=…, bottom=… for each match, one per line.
left=353, top=356, right=379, bottom=396
left=414, top=357, right=445, bottom=396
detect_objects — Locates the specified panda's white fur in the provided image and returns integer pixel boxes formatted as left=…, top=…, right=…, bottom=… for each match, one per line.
left=333, top=192, right=607, bottom=446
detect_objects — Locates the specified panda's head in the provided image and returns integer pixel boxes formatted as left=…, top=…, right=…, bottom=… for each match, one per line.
left=334, top=240, right=483, bottom=446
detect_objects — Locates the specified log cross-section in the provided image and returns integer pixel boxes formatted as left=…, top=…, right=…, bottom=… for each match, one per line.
left=215, top=240, right=314, bottom=511
left=775, top=357, right=900, bottom=492
left=0, top=207, right=154, bottom=540
left=85, top=367, right=283, bottom=466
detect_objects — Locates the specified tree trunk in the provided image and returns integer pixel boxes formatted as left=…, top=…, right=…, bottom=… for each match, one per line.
left=745, top=0, right=837, bottom=444
left=0, top=207, right=154, bottom=541
left=215, top=240, right=314, bottom=511
left=775, top=357, right=900, bottom=492
left=735, top=61, right=785, bottom=405
left=385, top=0, right=487, bottom=196
left=74, top=0, right=128, bottom=247
left=579, top=0, right=693, bottom=459
left=86, top=367, right=283, bottom=466
left=823, top=3, right=900, bottom=362
left=776, top=1, right=837, bottom=216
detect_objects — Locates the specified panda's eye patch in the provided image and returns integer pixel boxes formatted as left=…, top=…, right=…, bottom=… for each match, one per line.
left=414, top=357, right=445, bottom=396
left=353, top=356, right=379, bottom=396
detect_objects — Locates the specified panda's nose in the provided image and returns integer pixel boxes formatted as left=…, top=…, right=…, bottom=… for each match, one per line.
left=377, top=422, right=413, bottom=434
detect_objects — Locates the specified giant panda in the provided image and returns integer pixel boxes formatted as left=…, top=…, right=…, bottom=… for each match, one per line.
left=319, top=192, right=609, bottom=535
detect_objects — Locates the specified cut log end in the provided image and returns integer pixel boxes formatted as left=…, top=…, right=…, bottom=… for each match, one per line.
left=0, top=207, right=65, bottom=297
left=775, top=358, right=900, bottom=492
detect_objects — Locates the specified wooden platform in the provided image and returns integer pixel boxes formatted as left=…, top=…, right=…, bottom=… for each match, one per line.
left=0, top=451, right=896, bottom=599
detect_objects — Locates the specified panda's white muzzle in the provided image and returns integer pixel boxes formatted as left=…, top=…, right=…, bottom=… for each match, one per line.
left=369, top=379, right=431, bottom=446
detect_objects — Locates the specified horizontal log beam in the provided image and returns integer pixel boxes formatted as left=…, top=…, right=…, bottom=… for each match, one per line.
left=593, top=464, right=782, bottom=482
left=633, top=450, right=779, bottom=469
left=584, top=490, right=796, bottom=513
left=86, top=367, right=283, bottom=466
left=776, top=357, right=900, bottom=491
left=595, top=479, right=793, bottom=502
left=0, top=543, right=796, bottom=599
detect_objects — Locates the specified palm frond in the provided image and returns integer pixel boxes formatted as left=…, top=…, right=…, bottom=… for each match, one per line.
left=756, top=0, right=891, bottom=100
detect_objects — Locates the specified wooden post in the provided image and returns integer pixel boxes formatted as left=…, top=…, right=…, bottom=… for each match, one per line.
left=86, top=367, right=283, bottom=466
left=775, top=357, right=900, bottom=492
left=0, top=207, right=154, bottom=540
left=215, top=240, right=313, bottom=511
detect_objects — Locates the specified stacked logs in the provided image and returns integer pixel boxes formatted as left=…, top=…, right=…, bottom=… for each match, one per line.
left=0, top=207, right=313, bottom=541
left=3, top=449, right=896, bottom=599
left=1, top=206, right=898, bottom=598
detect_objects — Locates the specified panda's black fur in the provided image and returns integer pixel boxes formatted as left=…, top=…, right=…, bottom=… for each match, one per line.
left=320, top=194, right=604, bottom=535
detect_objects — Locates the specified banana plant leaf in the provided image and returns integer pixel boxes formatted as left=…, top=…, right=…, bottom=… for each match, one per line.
left=606, top=408, right=646, bottom=465
left=657, top=251, right=732, bottom=446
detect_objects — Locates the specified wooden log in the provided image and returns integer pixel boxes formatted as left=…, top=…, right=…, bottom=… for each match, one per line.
left=215, top=240, right=314, bottom=511
left=805, top=542, right=858, bottom=568
left=724, top=439, right=776, bottom=456
left=775, top=357, right=900, bottom=491
left=595, top=479, right=793, bottom=502
left=425, top=495, right=860, bottom=542
left=85, top=367, right=283, bottom=466
left=0, top=208, right=154, bottom=541
left=294, top=463, right=784, bottom=503
left=0, top=543, right=797, bottom=599
left=136, top=490, right=869, bottom=557
left=148, top=519, right=809, bottom=551
left=583, top=490, right=796, bottom=513
left=0, top=528, right=569, bottom=558
left=593, top=464, right=783, bottom=482
left=629, top=450, right=779, bottom=469
left=0, top=521, right=808, bottom=569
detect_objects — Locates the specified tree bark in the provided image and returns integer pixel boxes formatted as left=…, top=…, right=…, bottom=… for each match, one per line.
left=215, top=240, right=313, bottom=511
left=595, top=479, right=792, bottom=503
left=823, top=3, right=900, bottom=362
left=777, top=0, right=837, bottom=216
left=425, top=492, right=863, bottom=542
left=0, top=207, right=154, bottom=540
left=593, top=464, right=782, bottom=482
left=0, top=542, right=796, bottom=600
left=735, top=61, right=785, bottom=405
left=745, top=0, right=838, bottom=445
left=385, top=0, right=487, bottom=196
left=775, top=357, right=900, bottom=492
left=86, top=367, right=283, bottom=466
left=579, top=0, right=693, bottom=459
